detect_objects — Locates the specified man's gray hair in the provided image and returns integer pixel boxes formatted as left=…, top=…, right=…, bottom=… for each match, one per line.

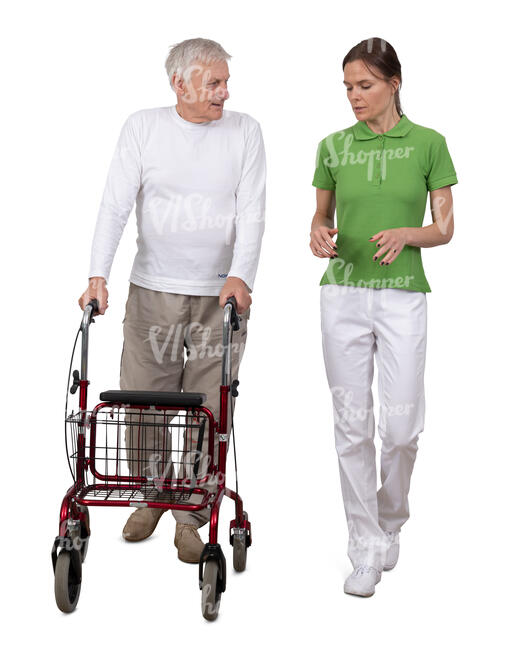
left=165, top=38, right=232, bottom=89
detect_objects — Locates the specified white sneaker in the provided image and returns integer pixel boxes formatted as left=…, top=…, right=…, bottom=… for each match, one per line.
left=383, top=531, right=400, bottom=571
left=344, top=565, right=382, bottom=597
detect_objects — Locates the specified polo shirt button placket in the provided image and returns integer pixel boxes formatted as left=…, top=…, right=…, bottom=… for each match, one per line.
left=374, top=135, right=385, bottom=186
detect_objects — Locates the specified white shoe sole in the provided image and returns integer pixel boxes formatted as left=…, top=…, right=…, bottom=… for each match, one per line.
left=344, top=589, right=375, bottom=597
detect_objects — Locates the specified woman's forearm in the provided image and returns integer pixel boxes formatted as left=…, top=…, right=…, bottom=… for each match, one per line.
left=311, top=188, right=336, bottom=233
left=311, top=210, right=334, bottom=232
left=403, top=222, right=452, bottom=248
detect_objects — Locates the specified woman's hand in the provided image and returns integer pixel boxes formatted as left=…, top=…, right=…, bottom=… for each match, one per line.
left=310, top=226, right=339, bottom=258
left=369, top=228, right=409, bottom=266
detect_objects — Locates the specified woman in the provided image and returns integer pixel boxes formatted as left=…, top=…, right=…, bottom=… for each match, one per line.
left=310, top=37, right=457, bottom=597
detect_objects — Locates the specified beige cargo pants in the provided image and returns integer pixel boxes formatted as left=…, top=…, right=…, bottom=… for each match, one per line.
left=119, top=282, right=249, bottom=527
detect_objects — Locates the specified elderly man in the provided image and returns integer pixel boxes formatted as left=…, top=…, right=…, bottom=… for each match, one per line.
left=78, top=38, right=266, bottom=562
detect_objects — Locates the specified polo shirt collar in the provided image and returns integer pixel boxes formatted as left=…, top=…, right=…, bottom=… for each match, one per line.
left=352, top=114, right=414, bottom=140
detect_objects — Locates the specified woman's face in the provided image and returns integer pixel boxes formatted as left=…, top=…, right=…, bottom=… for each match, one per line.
left=343, top=59, right=399, bottom=121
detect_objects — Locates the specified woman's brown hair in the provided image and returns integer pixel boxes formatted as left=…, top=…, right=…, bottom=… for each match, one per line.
left=342, top=38, right=403, bottom=116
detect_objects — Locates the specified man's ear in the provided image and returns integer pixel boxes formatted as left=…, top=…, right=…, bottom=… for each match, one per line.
left=172, top=74, right=184, bottom=96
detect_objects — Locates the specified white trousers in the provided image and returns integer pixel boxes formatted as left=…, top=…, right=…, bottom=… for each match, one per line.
left=320, top=284, right=427, bottom=571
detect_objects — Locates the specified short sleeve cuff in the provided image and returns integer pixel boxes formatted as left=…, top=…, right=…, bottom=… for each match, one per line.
left=312, top=181, right=336, bottom=191
left=427, top=175, right=458, bottom=191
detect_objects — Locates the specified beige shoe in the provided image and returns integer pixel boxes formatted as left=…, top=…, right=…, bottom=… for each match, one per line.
left=122, top=507, right=167, bottom=542
left=174, top=523, right=205, bottom=563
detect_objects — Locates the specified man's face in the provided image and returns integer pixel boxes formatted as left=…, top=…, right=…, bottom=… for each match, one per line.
left=174, top=59, right=230, bottom=122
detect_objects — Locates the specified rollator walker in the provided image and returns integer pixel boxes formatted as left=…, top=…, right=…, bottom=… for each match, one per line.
left=52, top=296, right=252, bottom=620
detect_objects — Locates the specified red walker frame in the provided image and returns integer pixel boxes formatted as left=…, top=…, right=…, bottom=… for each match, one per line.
left=52, top=297, right=251, bottom=620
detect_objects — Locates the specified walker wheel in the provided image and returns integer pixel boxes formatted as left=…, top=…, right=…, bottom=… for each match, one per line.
left=232, top=510, right=248, bottom=572
left=232, top=532, right=248, bottom=572
left=54, top=550, right=82, bottom=613
left=201, top=560, right=221, bottom=621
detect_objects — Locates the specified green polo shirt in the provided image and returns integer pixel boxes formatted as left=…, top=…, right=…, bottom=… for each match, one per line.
left=312, top=114, right=457, bottom=292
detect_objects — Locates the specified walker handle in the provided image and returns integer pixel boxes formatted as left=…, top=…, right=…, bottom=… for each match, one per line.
left=87, top=298, right=100, bottom=317
left=79, top=299, right=99, bottom=380
left=224, top=296, right=240, bottom=331
left=222, top=296, right=241, bottom=385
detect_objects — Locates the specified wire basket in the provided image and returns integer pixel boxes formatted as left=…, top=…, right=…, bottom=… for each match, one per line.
left=65, top=404, right=217, bottom=508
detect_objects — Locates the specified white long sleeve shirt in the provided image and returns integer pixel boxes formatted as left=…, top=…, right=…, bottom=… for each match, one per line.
left=88, top=105, right=266, bottom=294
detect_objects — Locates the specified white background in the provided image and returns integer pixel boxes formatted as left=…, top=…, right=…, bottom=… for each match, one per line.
left=2, top=0, right=522, bottom=646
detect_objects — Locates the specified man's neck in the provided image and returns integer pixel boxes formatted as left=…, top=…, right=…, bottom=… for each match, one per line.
left=175, top=103, right=210, bottom=124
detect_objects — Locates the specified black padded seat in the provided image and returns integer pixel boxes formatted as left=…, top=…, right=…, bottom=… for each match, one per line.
left=99, top=390, right=206, bottom=408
